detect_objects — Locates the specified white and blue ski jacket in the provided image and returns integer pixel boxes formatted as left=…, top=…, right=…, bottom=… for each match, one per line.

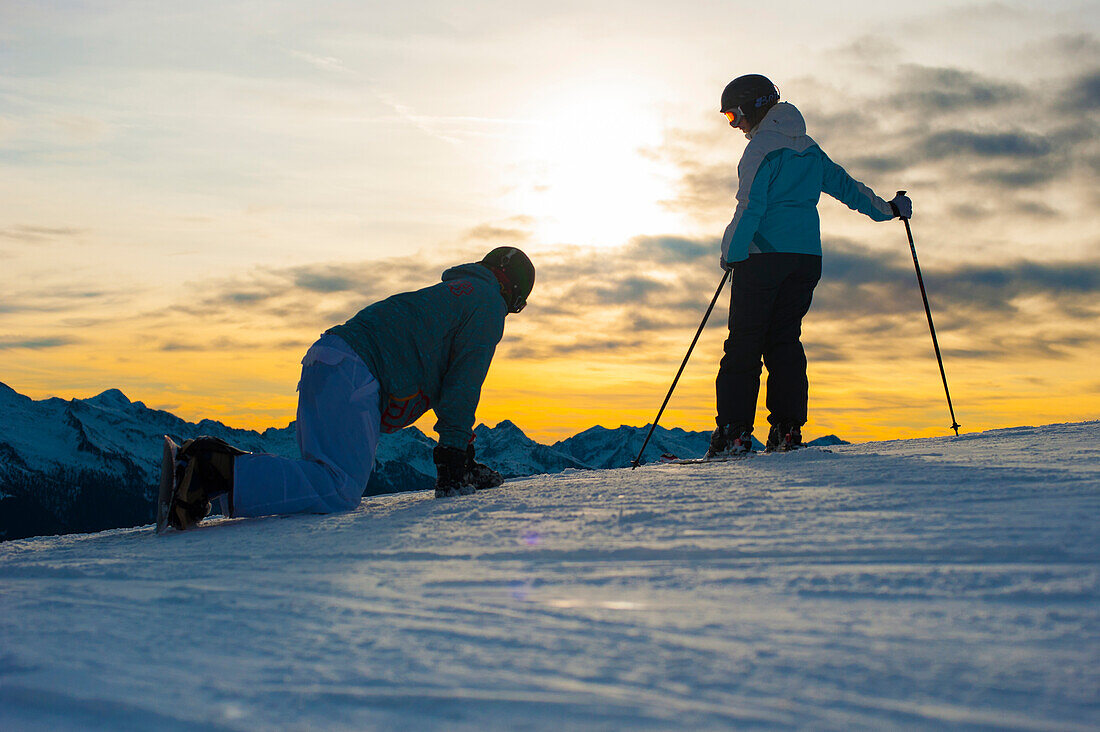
left=327, top=263, right=507, bottom=450
left=721, top=102, right=896, bottom=264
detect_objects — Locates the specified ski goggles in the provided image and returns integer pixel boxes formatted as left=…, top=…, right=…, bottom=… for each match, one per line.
left=723, top=109, right=744, bottom=127
left=496, top=270, right=528, bottom=314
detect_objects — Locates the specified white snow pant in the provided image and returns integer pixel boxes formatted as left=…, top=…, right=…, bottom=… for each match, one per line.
left=232, top=333, right=382, bottom=517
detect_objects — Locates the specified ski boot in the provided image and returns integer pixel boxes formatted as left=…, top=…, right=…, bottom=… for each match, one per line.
left=432, top=444, right=503, bottom=498
left=765, top=423, right=803, bottom=453
left=705, top=424, right=754, bottom=459
left=465, top=445, right=504, bottom=490
left=169, top=436, right=248, bottom=530
left=433, top=445, right=477, bottom=498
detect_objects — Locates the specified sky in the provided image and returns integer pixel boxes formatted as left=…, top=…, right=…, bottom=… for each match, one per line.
left=1, top=0, right=1098, bottom=444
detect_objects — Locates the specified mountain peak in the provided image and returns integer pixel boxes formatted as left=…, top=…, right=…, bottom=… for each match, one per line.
left=492, top=419, right=526, bottom=435
left=808, top=434, right=849, bottom=447
left=86, top=389, right=133, bottom=408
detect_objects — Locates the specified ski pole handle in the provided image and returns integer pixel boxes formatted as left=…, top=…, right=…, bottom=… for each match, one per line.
left=895, top=189, right=910, bottom=222
left=896, top=189, right=915, bottom=248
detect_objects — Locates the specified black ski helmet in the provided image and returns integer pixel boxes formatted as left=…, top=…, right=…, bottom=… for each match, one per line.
left=480, top=246, right=534, bottom=314
left=720, top=74, right=780, bottom=129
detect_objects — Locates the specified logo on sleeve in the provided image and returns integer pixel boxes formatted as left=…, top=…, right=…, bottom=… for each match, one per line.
left=448, top=280, right=474, bottom=297
left=381, top=391, right=430, bottom=433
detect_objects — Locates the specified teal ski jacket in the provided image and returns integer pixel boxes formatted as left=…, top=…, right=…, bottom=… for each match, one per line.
left=327, top=263, right=507, bottom=449
left=721, top=102, right=896, bottom=264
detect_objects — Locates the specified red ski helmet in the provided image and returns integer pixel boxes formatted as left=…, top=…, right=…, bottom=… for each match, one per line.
left=480, top=246, right=535, bottom=313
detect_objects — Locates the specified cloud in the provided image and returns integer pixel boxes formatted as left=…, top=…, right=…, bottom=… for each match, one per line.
left=1064, top=68, right=1100, bottom=111
left=293, top=268, right=358, bottom=294
left=223, top=291, right=271, bottom=304
left=0, top=225, right=85, bottom=243
left=889, top=65, right=1025, bottom=113
left=845, top=155, right=908, bottom=174
left=825, top=35, right=902, bottom=65
left=464, top=216, right=535, bottom=243
left=801, top=341, right=849, bottom=363
left=921, top=130, right=1054, bottom=160
left=517, top=235, right=1097, bottom=365
left=1013, top=200, right=1059, bottom=218
left=134, top=231, right=1098, bottom=370
left=590, top=275, right=667, bottom=305
left=654, top=53, right=1100, bottom=220
left=289, top=50, right=350, bottom=74
left=505, top=336, right=648, bottom=360
left=465, top=224, right=531, bottom=243
left=157, top=335, right=291, bottom=353
left=942, top=259, right=1100, bottom=313
left=626, top=236, right=712, bottom=265
left=0, top=286, right=115, bottom=314
left=162, top=251, right=485, bottom=334
left=0, top=336, right=78, bottom=350
left=817, top=239, right=1100, bottom=316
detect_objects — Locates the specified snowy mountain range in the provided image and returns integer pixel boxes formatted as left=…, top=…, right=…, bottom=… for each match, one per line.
left=0, top=381, right=844, bottom=540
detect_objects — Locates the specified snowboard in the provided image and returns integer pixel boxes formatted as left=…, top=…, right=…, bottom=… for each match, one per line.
left=155, top=435, right=180, bottom=534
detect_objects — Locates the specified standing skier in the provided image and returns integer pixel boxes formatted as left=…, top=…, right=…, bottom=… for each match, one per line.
left=163, top=247, right=535, bottom=530
left=709, top=74, right=911, bottom=457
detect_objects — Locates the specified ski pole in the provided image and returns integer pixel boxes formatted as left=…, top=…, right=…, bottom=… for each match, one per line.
left=631, top=269, right=731, bottom=468
left=897, top=190, right=961, bottom=436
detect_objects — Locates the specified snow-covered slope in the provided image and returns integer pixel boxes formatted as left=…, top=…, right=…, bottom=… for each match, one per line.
left=1, top=421, right=1097, bottom=730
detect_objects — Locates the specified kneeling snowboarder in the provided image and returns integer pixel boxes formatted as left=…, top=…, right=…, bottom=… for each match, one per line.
left=159, top=247, right=535, bottom=531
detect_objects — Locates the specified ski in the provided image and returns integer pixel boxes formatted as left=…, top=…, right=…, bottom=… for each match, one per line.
left=765, top=446, right=833, bottom=455
left=665, top=453, right=756, bottom=465
left=663, top=446, right=834, bottom=465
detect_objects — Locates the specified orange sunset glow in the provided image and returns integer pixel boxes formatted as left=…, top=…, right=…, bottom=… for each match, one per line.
left=1, top=1, right=1097, bottom=445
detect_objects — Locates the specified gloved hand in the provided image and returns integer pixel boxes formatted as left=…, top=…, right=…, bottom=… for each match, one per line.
left=889, top=193, right=912, bottom=219
left=465, top=444, right=503, bottom=490
left=719, top=256, right=734, bottom=272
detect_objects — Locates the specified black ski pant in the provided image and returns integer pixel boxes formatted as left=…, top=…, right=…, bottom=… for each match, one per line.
left=715, top=252, right=822, bottom=432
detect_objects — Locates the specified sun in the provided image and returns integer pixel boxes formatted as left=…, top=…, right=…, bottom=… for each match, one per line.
left=507, top=81, right=684, bottom=249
